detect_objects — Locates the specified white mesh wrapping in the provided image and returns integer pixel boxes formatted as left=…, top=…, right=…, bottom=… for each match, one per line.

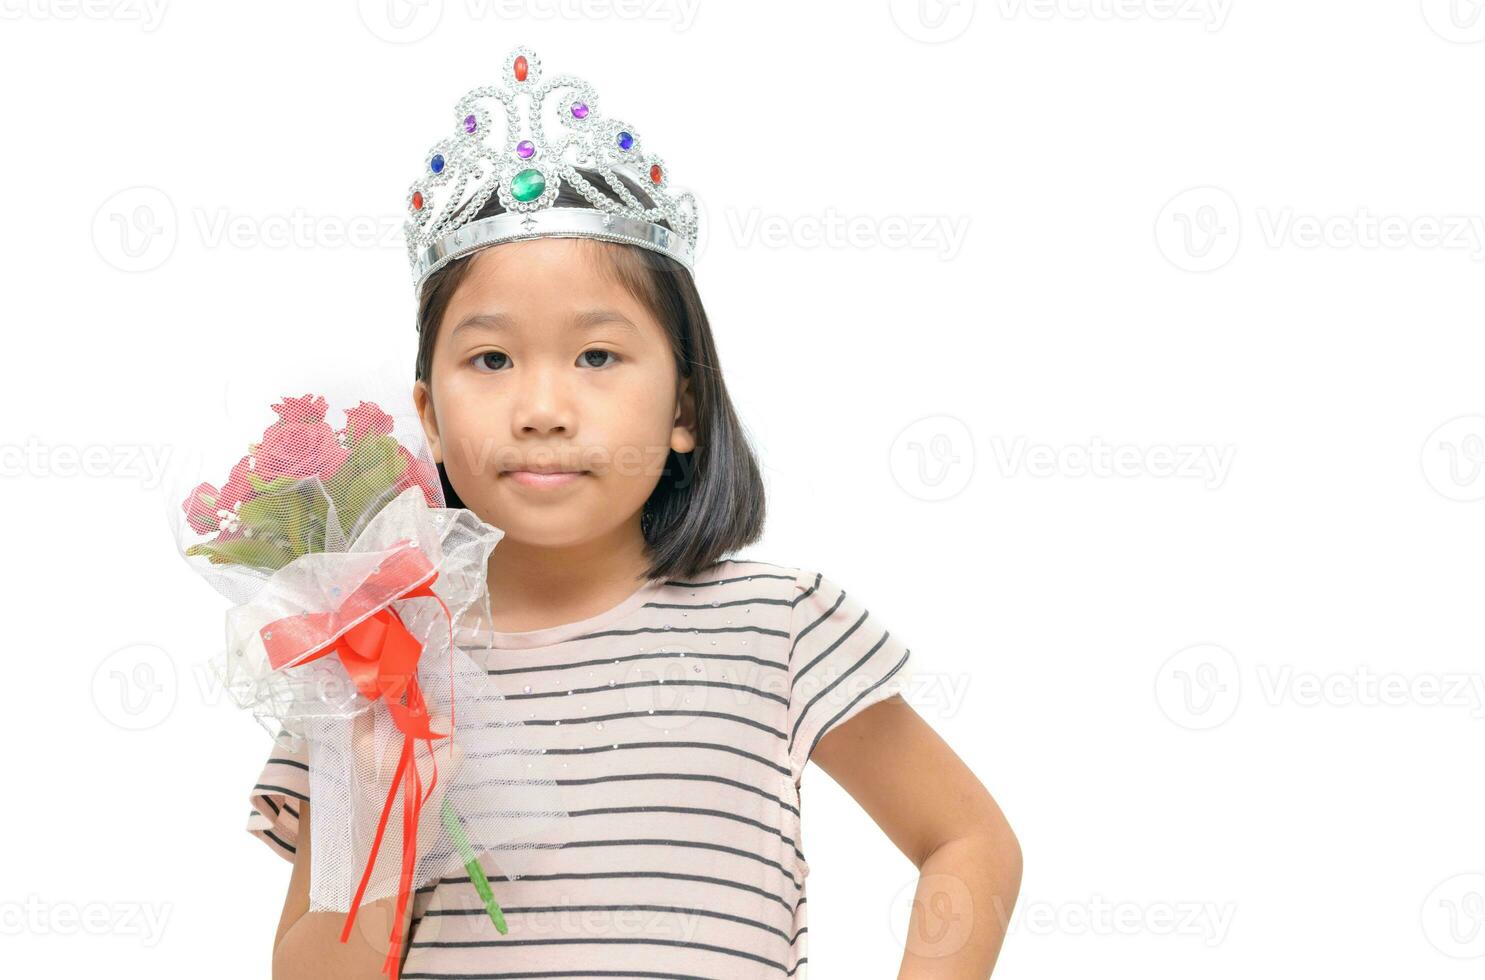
left=170, top=394, right=570, bottom=919
left=225, top=487, right=569, bottom=912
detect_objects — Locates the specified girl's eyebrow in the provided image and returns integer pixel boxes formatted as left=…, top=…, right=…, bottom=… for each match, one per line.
left=451, top=309, right=640, bottom=338
left=571, top=308, right=641, bottom=335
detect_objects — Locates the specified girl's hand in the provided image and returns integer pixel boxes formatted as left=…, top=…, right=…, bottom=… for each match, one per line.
left=349, top=709, right=466, bottom=865
left=338, top=710, right=467, bottom=965
left=273, top=713, right=468, bottom=979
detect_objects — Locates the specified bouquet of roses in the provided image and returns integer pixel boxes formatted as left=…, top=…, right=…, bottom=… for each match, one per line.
left=171, top=393, right=567, bottom=979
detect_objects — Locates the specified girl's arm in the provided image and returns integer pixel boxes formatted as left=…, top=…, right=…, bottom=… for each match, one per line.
left=271, top=800, right=415, bottom=979
left=811, top=694, right=1022, bottom=979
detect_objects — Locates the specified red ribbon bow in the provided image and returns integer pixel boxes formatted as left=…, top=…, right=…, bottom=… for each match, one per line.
left=260, top=541, right=456, bottom=979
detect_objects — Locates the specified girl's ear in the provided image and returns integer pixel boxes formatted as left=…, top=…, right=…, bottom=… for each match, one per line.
left=412, top=380, right=443, bottom=464
left=671, top=376, right=698, bottom=454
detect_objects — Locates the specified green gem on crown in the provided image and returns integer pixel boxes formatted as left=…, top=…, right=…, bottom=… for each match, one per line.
left=511, top=168, right=545, bottom=203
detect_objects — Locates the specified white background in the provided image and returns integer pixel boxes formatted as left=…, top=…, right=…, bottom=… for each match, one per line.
left=4, top=1, right=1484, bottom=977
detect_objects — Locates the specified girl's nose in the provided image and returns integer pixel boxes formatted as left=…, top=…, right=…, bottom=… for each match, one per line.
left=510, top=367, right=575, bottom=436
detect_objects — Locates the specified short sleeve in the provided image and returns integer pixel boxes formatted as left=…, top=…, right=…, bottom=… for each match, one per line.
left=245, top=729, right=310, bottom=862
left=786, top=569, right=914, bottom=781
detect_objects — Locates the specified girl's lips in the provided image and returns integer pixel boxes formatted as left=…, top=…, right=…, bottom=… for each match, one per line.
left=503, top=470, right=587, bottom=489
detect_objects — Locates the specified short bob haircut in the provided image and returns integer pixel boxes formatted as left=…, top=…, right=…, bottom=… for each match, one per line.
left=413, top=167, right=766, bottom=583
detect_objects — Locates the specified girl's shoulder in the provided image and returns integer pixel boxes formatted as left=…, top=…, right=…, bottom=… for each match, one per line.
left=680, top=558, right=891, bottom=650
left=701, top=557, right=915, bottom=777
left=678, top=555, right=818, bottom=594
left=688, top=556, right=886, bottom=612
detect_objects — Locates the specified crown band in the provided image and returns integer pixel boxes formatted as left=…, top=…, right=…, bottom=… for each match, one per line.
left=411, top=207, right=693, bottom=297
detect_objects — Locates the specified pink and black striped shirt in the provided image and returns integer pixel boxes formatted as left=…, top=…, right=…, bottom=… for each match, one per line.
left=247, top=558, right=915, bottom=978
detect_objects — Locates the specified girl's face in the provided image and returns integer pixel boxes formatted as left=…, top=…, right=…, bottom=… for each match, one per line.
left=413, top=237, right=696, bottom=549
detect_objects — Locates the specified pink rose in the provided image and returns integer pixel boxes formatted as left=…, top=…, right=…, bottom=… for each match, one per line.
left=181, top=455, right=256, bottom=534
left=182, top=481, right=220, bottom=534
left=218, top=455, right=255, bottom=509
left=345, top=401, right=395, bottom=441
left=256, top=418, right=349, bottom=482
left=270, top=394, right=330, bottom=425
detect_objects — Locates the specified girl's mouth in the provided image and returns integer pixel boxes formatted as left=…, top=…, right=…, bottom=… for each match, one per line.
left=502, top=470, right=586, bottom=490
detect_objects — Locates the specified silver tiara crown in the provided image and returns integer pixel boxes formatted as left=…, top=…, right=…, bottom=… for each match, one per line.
left=403, top=45, right=700, bottom=299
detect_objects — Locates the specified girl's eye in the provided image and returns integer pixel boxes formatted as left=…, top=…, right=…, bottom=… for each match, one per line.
left=471, top=350, right=619, bottom=372
left=579, top=349, right=620, bottom=369
left=472, top=351, right=510, bottom=372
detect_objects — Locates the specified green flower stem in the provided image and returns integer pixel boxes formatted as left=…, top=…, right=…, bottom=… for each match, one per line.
left=440, top=798, right=508, bottom=934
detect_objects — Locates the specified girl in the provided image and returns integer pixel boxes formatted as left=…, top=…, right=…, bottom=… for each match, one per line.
left=249, top=48, right=1021, bottom=979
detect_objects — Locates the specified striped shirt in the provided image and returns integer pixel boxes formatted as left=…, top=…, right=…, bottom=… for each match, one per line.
left=247, top=558, right=914, bottom=978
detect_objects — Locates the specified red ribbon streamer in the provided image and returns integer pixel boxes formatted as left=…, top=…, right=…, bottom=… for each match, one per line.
left=260, top=542, right=457, bottom=979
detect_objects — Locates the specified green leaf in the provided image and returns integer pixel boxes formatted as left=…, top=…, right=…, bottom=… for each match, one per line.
left=237, top=488, right=316, bottom=556
left=325, top=436, right=408, bottom=535
left=247, top=471, right=298, bottom=495
left=184, top=536, right=295, bottom=570
left=303, top=488, right=331, bottom=553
